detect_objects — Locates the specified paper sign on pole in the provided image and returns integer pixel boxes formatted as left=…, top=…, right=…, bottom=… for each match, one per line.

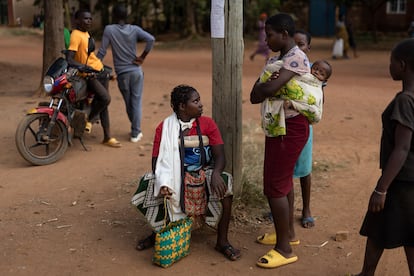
left=211, top=0, right=225, bottom=38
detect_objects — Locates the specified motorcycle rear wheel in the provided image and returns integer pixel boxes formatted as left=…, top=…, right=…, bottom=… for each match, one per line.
left=15, top=113, right=68, bottom=166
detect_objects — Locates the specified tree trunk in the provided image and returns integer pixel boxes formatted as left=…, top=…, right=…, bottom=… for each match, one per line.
left=63, top=0, right=71, bottom=29
left=211, top=0, right=244, bottom=197
left=186, top=0, right=197, bottom=37
left=35, top=0, right=65, bottom=96
left=364, top=0, right=388, bottom=43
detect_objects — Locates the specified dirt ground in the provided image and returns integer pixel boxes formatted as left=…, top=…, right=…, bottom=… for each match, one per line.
left=0, top=29, right=410, bottom=276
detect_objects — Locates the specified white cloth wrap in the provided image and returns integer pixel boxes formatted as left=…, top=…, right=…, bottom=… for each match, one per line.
left=154, top=113, right=186, bottom=221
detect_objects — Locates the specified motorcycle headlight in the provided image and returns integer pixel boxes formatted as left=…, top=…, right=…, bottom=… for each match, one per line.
left=43, top=76, right=54, bottom=93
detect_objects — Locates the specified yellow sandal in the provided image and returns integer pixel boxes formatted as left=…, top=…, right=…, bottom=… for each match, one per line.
left=256, top=249, right=298, bottom=269
left=85, top=122, right=92, bottom=133
left=102, top=138, right=121, bottom=148
left=256, top=233, right=300, bottom=246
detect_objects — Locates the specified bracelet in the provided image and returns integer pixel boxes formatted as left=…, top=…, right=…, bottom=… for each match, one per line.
left=373, top=189, right=387, bottom=196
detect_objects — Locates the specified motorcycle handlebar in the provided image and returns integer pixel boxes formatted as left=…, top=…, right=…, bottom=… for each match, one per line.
left=77, top=66, right=100, bottom=74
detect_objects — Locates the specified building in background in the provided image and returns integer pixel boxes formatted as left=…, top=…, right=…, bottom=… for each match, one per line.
left=1, top=0, right=414, bottom=36
left=1, top=0, right=98, bottom=28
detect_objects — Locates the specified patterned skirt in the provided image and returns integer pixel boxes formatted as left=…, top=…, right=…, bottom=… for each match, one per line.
left=131, top=170, right=233, bottom=232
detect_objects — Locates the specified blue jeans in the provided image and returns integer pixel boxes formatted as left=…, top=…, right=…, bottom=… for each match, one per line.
left=117, top=69, right=144, bottom=137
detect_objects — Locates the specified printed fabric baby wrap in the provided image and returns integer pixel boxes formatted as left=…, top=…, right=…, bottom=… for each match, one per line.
left=260, top=59, right=323, bottom=137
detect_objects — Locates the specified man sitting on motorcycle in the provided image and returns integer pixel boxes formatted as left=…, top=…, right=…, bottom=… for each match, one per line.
left=66, top=9, right=121, bottom=148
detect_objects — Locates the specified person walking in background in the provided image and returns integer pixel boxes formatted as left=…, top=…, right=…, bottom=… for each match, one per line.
left=333, top=14, right=349, bottom=59
left=346, top=17, right=358, bottom=58
left=97, top=4, right=155, bottom=143
left=250, top=13, right=310, bottom=269
left=250, top=13, right=270, bottom=62
left=353, top=38, right=414, bottom=276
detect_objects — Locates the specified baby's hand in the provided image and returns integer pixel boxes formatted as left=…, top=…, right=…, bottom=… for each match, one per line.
left=283, top=100, right=293, bottom=109
left=269, top=71, right=280, bottom=80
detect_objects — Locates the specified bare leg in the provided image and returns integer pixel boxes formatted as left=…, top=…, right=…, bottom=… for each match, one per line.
left=268, top=196, right=295, bottom=257
left=215, top=196, right=241, bottom=261
left=300, top=174, right=314, bottom=228
left=343, top=50, right=350, bottom=59
left=217, top=196, right=232, bottom=245
left=287, top=189, right=296, bottom=241
left=404, top=246, right=414, bottom=276
left=250, top=52, right=256, bottom=61
left=136, top=231, right=155, bottom=251
left=354, top=238, right=384, bottom=276
left=88, top=78, right=112, bottom=141
left=353, top=47, right=358, bottom=58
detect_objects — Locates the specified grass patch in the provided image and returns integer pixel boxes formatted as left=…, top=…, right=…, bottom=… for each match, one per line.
left=236, top=122, right=266, bottom=208
left=0, top=26, right=43, bottom=37
left=355, top=32, right=407, bottom=51
left=154, top=34, right=213, bottom=50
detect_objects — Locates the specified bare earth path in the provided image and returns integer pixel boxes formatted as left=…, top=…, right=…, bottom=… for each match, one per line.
left=0, top=30, right=409, bottom=275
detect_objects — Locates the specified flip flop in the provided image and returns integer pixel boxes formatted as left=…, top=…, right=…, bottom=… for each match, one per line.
left=85, top=121, right=92, bottom=133
left=256, top=249, right=298, bottom=268
left=256, top=233, right=300, bottom=246
left=214, top=244, right=241, bottom=261
left=102, top=138, right=122, bottom=148
left=301, top=216, right=315, bottom=228
left=136, top=233, right=155, bottom=251
left=290, top=239, right=300, bottom=246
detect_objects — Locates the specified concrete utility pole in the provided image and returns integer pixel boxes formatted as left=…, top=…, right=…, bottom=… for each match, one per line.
left=211, top=0, right=244, bottom=197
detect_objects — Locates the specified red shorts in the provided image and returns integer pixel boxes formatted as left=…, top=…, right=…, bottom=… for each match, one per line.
left=263, top=115, right=309, bottom=198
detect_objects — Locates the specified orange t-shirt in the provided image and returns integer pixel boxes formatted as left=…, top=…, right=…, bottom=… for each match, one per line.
left=68, top=29, right=103, bottom=71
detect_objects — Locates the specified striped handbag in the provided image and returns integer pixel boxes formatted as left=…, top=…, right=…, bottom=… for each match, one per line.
left=152, top=198, right=193, bottom=268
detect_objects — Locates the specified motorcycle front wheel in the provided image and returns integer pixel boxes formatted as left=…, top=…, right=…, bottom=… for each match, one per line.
left=15, top=113, right=68, bottom=166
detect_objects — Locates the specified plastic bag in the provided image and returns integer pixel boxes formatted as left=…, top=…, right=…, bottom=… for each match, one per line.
left=332, top=38, right=343, bottom=58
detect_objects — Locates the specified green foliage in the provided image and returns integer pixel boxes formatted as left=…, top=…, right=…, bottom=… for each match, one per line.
left=244, top=0, right=281, bottom=35
left=32, top=0, right=282, bottom=38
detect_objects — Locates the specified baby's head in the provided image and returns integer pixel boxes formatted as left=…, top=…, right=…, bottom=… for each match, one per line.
left=311, top=60, right=332, bottom=82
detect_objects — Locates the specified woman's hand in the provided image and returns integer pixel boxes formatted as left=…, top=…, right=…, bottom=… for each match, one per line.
left=250, top=68, right=296, bottom=104
left=160, top=186, right=172, bottom=198
left=366, top=123, right=412, bottom=213
left=211, top=171, right=226, bottom=199
left=368, top=192, right=386, bottom=213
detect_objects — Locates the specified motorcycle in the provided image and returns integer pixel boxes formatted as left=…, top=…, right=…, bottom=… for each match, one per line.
left=15, top=41, right=112, bottom=166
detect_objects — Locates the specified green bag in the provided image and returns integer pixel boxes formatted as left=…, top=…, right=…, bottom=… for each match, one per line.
left=152, top=198, right=193, bottom=268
